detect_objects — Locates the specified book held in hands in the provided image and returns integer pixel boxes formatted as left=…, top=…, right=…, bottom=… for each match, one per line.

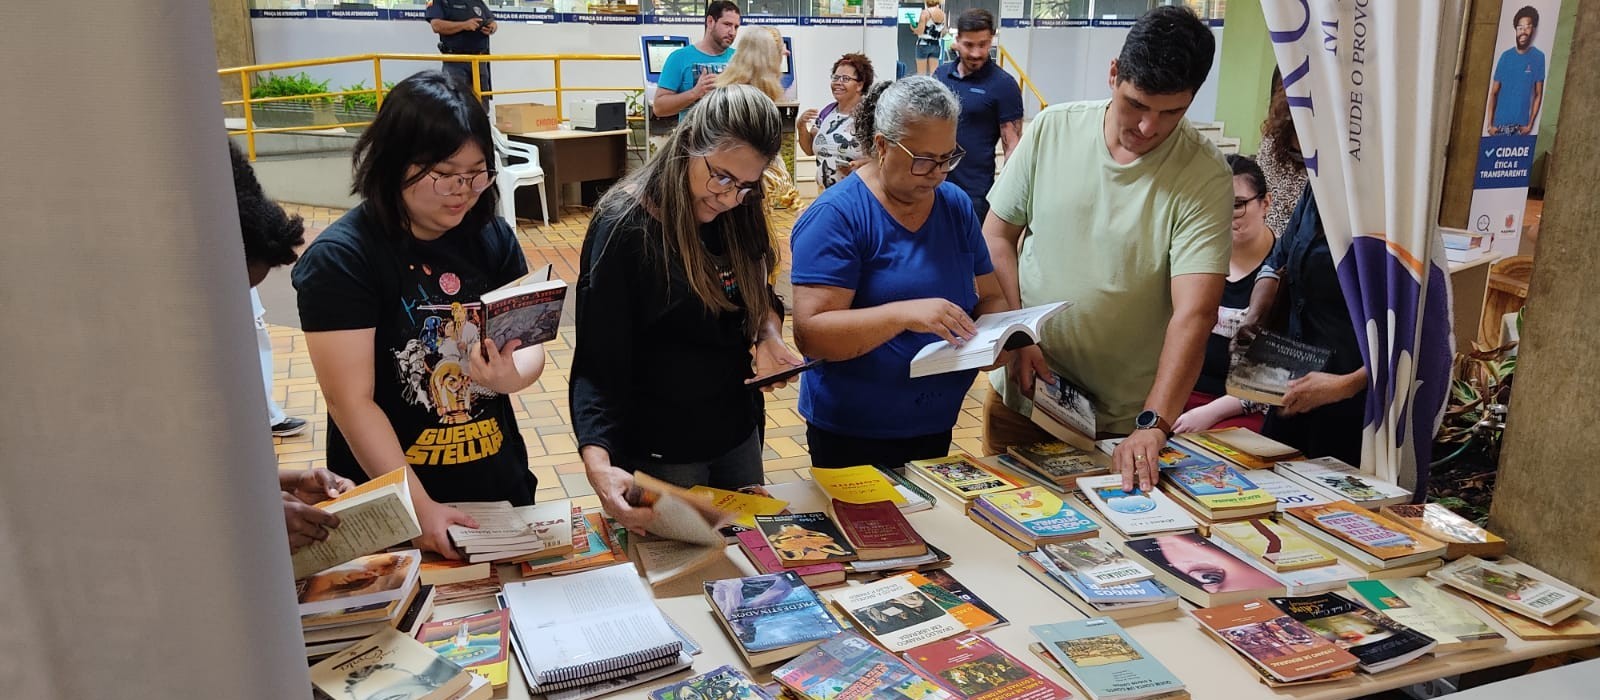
left=1225, top=330, right=1332, bottom=406
left=479, top=262, right=567, bottom=351
left=291, top=468, right=423, bottom=580
left=909, top=301, right=1069, bottom=378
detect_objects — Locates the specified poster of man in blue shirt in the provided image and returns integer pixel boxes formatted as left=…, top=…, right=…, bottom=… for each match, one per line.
left=1484, top=5, right=1545, bottom=136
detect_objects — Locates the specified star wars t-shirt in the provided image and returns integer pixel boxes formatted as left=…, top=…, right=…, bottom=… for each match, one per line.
left=292, top=204, right=536, bottom=505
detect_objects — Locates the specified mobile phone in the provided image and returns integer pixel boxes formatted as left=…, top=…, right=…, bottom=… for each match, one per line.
left=748, top=359, right=823, bottom=388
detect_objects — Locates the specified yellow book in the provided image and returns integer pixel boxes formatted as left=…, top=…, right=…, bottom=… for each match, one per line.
left=1211, top=518, right=1336, bottom=572
left=687, top=485, right=790, bottom=529
left=808, top=465, right=907, bottom=506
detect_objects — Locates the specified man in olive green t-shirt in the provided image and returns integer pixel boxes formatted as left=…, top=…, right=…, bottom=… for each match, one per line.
left=981, top=6, right=1232, bottom=493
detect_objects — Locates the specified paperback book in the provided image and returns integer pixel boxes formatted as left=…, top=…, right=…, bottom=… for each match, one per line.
left=1427, top=556, right=1593, bottom=624
left=907, top=454, right=1023, bottom=501
left=1188, top=598, right=1360, bottom=683
left=1225, top=331, right=1332, bottom=406
left=773, top=631, right=955, bottom=700
left=736, top=529, right=848, bottom=588
left=687, top=484, right=790, bottom=531
left=1268, top=593, right=1436, bottom=673
left=1173, top=428, right=1300, bottom=469
left=969, top=487, right=1100, bottom=545
left=310, top=628, right=470, bottom=700
left=627, top=472, right=734, bottom=547
left=917, top=569, right=1008, bottom=628
left=649, top=665, right=774, bottom=700
left=909, top=302, right=1069, bottom=378
left=1231, top=469, right=1333, bottom=511
left=1377, top=504, right=1507, bottom=560
left=1209, top=519, right=1335, bottom=572
left=1005, top=440, right=1111, bottom=485
left=1274, top=458, right=1412, bottom=509
left=1345, top=578, right=1505, bottom=652
left=1020, top=552, right=1179, bottom=621
left=1030, top=371, right=1098, bottom=449
left=830, top=575, right=967, bottom=652
left=755, top=512, right=859, bottom=566
left=896, top=571, right=1000, bottom=631
left=1038, top=539, right=1153, bottom=587
left=704, top=571, right=844, bottom=666
left=810, top=465, right=910, bottom=507
left=1282, top=502, right=1446, bottom=570
left=298, top=549, right=422, bottom=617
left=292, top=468, right=422, bottom=580
left=1204, top=535, right=1363, bottom=596
left=1031, top=617, right=1185, bottom=700
left=1161, top=464, right=1275, bottom=517
left=632, top=537, right=727, bottom=587
left=1075, top=475, right=1197, bottom=537
left=1468, top=598, right=1600, bottom=641
left=415, top=609, right=512, bottom=688
left=1122, top=533, right=1285, bottom=608
left=905, top=633, right=1073, bottom=700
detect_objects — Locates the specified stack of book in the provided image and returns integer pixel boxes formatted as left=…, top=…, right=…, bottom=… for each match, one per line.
left=1005, top=441, right=1111, bottom=488
left=1267, top=593, right=1436, bottom=673
left=1273, top=458, right=1412, bottom=509
left=420, top=558, right=501, bottom=606
left=774, top=632, right=955, bottom=700
left=1345, top=578, right=1506, bottom=652
left=904, top=632, right=1076, bottom=699
left=1190, top=598, right=1359, bottom=685
left=1377, top=503, right=1507, bottom=559
left=1030, top=618, right=1187, bottom=700
left=1075, top=475, right=1198, bottom=538
left=415, top=609, right=513, bottom=689
left=1224, top=468, right=1334, bottom=512
left=518, top=511, right=627, bottom=578
left=311, top=628, right=488, bottom=700
left=965, top=487, right=1100, bottom=550
left=1427, top=556, right=1596, bottom=626
left=811, top=464, right=935, bottom=513
left=446, top=499, right=576, bottom=563
left=1121, top=533, right=1286, bottom=607
left=1019, top=541, right=1179, bottom=621
left=828, top=575, right=969, bottom=652
left=1158, top=463, right=1277, bottom=527
left=906, top=454, right=1025, bottom=503
left=298, top=549, right=433, bottom=660
left=736, top=529, right=847, bottom=588
left=1174, top=427, right=1301, bottom=469
left=502, top=563, right=692, bottom=695
left=1441, top=227, right=1489, bottom=264
left=1281, top=502, right=1446, bottom=576
left=704, top=571, right=845, bottom=665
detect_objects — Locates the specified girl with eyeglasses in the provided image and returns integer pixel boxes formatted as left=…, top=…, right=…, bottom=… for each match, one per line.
left=798, top=53, right=875, bottom=191
left=572, top=85, right=802, bottom=534
left=790, top=77, right=1007, bottom=469
left=292, top=71, right=547, bottom=559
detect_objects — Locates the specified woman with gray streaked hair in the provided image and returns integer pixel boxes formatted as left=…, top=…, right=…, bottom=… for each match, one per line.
left=789, top=76, right=1009, bottom=469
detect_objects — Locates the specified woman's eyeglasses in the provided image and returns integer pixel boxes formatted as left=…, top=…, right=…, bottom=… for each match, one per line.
left=703, top=157, right=765, bottom=204
left=888, top=139, right=965, bottom=177
left=1233, top=193, right=1264, bottom=212
left=829, top=74, right=861, bottom=83
left=427, top=169, right=496, bottom=197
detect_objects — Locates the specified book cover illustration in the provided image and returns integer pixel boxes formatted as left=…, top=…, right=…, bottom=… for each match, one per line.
left=1124, top=533, right=1282, bottom=595
left=1226, top=331, right=1332, bottom=405
left=705, top=572, right=843, bottom=653
left=1270, top=593, right=1434, bottom=671
left=297, top=550, right=420, bottom=616
left=1380, top=504, right=1506, bottom=557
left=898, top=572, right=999, bottom=631
left=756, top=512, right=858, bottom=565
left=1030, top=618, right=1184, bottom=698
left=649, top=664, right=774, bottom=700
left=415, top=609, right=510, bottom=687
left=1289, top=503, right=1441, bottom=559
left=1431, top=557, right=1586, bottom=617
left=482, top=282, right=566, bottom=351
left=1211, top=519, right=1334, bottom=571
left=1038, top=539, right=1151, bottom=587
left=1076, top=476, right=1196, bottom=534
left=1236, top=469, right=1332, bottom=510
left=1279, top=458, right=1409, bottom=503
left=1180, top=428, right=1298, bottom=468
left=311, top=628, right=468, bottom=700
left=833, top=577, right=966, bottom=652
left=910, top=455, right=1016, bottom=495
left=1032, top=371, right=1097, bottom=439
left=1006, top=441, right=1109, bottom=480
left=1152, top=441, right=1225, bottom=471
left=916, top=569, right=1008, bottom=626
left=773, top=632, right=955, bottom=700
left=1166, top=464, right=1271, bottom=509
left=688, top=485, right=790, bottom=530
left=975, top=489, right=1098, bottom=539
left=1190, top=600, right=1358, bottom=682
left=906, top=634, right=1070, bottom=700
left=1346, top=579, right=1503, bottom=648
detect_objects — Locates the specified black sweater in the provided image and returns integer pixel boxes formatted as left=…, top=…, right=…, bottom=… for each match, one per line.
left=570, top=207, right=771, bottom=464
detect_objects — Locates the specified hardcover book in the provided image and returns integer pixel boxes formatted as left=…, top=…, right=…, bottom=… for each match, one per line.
left=830, top=575, right=967, bottom=652
left=1274, top=457, right=1411, bottom=509
left=1378, top=504, right=1507, bottom=559
left=1075, top=475, right=1197, bottom=537
left=773, top=631, right=955, bottom=700
left=1282, top=501, right=1446, bottom=569
left=416, top=609, right=512, bottom=688
left=1122, top=533, right=1285, bottom=608
left=1225, top=331, right=1332, bottom=406
left=1188, top=599, right=1360, bottom=683
left=1269, top=593, right=1436, bottom=673
left=755, top=512, right=859, bottom=566
left=649, top=665, right=774, bottom=700
left=832, top=499, right=927, bottom=560
left=1174, top=428, right=1300, bottom=469
left=1210, top=519, right=1335, bottom=572
left=907, top=454, right=1023, bottom=501
left=1038, top=539, right=1153, bottom=587
left=1346, top=578, right=1505, bottom=652
left=1031, top=618, right=1185, bottom=700
left=970, top=488, right=1100, bottom=544
left=1006, top=440, right=1111, bottom=484
left=895, top=571, right=1000, bottom=631
left=479, top=263, right=566, bottom=351
left=1427, top=556, right=1593, bottom=624
left=811, top=465, right=910, bottom=506
left=905, top=633, right=1073, bottom=700
left=736, top=529, right=848, bottom=588
left=311, top=628, right=470, bottom=700
left=1163, top=464, right=1274, bottom=513
left=704, top=571, right=844, bottom=666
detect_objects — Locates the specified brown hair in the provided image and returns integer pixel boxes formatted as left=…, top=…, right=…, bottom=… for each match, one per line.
left=831, top=53, right=875, bottom=92
left=1261, top=68, right=1301, bottom=171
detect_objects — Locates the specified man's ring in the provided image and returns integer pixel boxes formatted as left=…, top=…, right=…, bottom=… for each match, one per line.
left=1134, top=455, right=1147, bottom=462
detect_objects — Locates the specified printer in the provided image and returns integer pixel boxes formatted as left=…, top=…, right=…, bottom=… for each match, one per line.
left=571, top=99, right=626, bottom=132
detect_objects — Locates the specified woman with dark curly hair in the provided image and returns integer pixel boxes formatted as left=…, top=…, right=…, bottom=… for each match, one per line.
left=1258, top=69, right=1308, bottom=238
left=798, top=53, right=875, bottom=190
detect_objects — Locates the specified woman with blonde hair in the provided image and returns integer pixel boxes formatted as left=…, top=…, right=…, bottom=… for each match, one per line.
left=717, top=26, right=799, bottom=210
left=911, top=0, right=947, bottom=75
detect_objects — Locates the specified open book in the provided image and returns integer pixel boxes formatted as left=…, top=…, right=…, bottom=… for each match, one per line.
left=481, top=263, right=567, bottom=351
left=626, top=472, right=733, bottom=547
left=908, top=301, right=1069, bottom=378
left=502, top=563, right=683, bottom=687
left=290, top=469, right=422, bottom=580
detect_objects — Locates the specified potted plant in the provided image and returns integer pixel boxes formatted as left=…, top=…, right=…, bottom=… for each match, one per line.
left=249, top=72, right=337, bottom=129
left=1428, top=312, right=1520, bottom=525
left=335, top=80, right=393, bottom=132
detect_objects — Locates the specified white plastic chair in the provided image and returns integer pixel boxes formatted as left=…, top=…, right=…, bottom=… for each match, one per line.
left=490, top=126, right=550, bottom=227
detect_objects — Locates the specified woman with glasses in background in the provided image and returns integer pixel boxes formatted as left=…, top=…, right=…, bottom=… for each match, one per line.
left=571, top=85, right=803, bottom=534
left=293, top=71, right=546, bottom=559
left=790, top=77, right=1007, bottom=468
left=798, top=53, right=875, bottom=191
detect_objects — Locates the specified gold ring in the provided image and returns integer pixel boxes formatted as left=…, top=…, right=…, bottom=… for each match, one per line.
left=1134, top=455, right=1147, bottom=462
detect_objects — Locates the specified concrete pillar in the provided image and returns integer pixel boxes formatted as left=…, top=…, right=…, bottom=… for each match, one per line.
left=1487, top=2, right=1600, bottom=597
left=0, top=2, right=308, bottom=698
left=212, top=0, right=256, bottom=113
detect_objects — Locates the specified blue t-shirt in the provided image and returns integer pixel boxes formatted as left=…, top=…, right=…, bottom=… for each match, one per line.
left=934, top=60, right=1024, bottom=216
left=790, top=176, right=995, bottom=439
left=1492, top=46, right=1546, bottom=128
left=658, top=44, right=734, bottom=117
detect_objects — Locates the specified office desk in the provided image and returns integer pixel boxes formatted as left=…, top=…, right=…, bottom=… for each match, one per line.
left=507, top=129, right=630, bottom=224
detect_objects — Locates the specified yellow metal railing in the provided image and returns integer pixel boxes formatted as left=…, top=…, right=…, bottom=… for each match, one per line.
left=220, top=53, right=641, bottom=159
left=997, top=46, right=1048, bottom=113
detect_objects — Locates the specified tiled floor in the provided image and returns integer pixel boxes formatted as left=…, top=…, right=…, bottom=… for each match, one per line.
left=270, top=201, right=992, bottom=509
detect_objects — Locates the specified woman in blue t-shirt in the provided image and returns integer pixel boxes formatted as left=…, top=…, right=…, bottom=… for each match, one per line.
left=790, top=77, right=1007, bottom=468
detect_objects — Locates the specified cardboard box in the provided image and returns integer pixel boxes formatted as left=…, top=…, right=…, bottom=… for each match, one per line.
left=494, top=103, right=560, bottom=133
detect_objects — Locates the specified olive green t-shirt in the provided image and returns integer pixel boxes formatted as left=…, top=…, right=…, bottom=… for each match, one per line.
left=988, top=99, right=1232, bottom=433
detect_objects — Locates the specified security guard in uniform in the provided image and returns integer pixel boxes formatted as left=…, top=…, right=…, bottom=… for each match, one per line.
left=425, top=0, right=497, bottom=106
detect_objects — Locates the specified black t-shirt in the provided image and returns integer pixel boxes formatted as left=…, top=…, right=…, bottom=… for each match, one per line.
left=570, top=206, right=765, bottom=464
left=1195, top=262, right=1265, bottom=396
left=291, top=204, right=535, bottom=505
left=425, top=0, right=493, bottom=54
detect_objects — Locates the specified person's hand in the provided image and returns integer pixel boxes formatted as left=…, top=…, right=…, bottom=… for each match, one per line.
left=748, top=337, right=805, bottom=392
left=1112, top=429, right=1165, bottom=493
left=1173, top=400, right=1232, bottom=434
left=285, top=468, right=356, bottom=505
left=284, top=492, right=340, bottom=553
left=981, top=349, right=1013, bottom=373
left=799, top=108, right=819, bottom=132
left=481, top=20, right=497, bottom=35
left=1518, top=124, right=1532, bottom=135
left=896, top=298, right=977, bottom=345
left=412, top=497, right=479, bottom=560
left=1281, top=371, right=1361, bottom=416
left=587, top=464, right=656, bottom=535
left=468, top=338, right=526, bottom=394
left=692, top=71, right=719, bottom=98
left=1008, top=344, right=1054, bottom=396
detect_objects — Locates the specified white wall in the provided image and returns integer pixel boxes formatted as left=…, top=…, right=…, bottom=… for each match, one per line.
left=1008, top=25, right=1224, bottom=122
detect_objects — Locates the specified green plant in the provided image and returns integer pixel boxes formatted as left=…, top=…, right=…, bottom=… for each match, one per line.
left=250, top=71, right=333, bottom=106
left=337, top=80, right=395, bottom=111
left=623, top=89, right=645, bottom=118
left=1429, top=309, right=1522, bottom=526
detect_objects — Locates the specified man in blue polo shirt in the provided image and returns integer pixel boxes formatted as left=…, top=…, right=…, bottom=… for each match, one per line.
left=1484, top=5, right=1545, bottom=136
left=934, top=8, right=1023, bottom=221
left=654, top=1, right=742, bottom=119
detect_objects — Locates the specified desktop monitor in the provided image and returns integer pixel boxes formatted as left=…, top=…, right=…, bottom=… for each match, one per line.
left=644, top=37, right=687, bottom=77
left=781, top=36, right=793, bottom=75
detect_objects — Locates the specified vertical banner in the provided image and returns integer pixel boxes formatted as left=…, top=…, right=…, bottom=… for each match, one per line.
left=1470, top=1, right=1561, bottom=255
left=1262, top=0, right=1462, bottom=491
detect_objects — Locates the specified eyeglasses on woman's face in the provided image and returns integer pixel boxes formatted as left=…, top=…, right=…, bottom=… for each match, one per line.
left=887, top=139, right=965, bottom=177
left=426, top=169, right=496, bottom=197
left=829, top=73, right=861, bottom=84
left=702, top=156, right=765, bottom=204
left=1233, top=192, right=1264, bottom=213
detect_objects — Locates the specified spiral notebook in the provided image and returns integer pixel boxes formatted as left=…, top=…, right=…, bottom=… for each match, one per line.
left=501, top=563, right=683, bottom=686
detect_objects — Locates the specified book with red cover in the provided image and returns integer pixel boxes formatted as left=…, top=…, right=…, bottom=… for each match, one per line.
left=832, top=499, right=927, bottom=560
left=736, top=529, right=847, bottom=588
left=905, top=633, right=1073, bottom=700
left=1189, top=598, right=1359, bottom=683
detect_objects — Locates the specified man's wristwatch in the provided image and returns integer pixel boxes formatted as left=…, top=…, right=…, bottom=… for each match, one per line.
left=1134, top=409, right=1173, bottom=437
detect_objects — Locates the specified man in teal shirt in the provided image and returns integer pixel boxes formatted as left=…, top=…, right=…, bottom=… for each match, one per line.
left=981, top=6, right=1232, bottom=494
left=654, top=1, right=742, bottom=119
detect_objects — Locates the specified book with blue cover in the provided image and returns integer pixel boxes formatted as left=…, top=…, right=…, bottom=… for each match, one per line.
left=1030, top=618, right=1185, bottom=700
left=1164, top=464, right=1275, bottom=515
left=1026, top=551, right=1173, bottom=603
left=704, top=571, right=844, bottom=666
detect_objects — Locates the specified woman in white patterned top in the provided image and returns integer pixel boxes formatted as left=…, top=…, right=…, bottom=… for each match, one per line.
left=1258, top=72, right=1308, bottom=237
left=798, top=53, right=875, bottom=191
